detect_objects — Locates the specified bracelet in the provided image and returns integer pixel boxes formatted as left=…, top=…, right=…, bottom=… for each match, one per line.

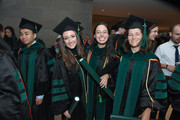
left=166, top=65, right=168, bottom=69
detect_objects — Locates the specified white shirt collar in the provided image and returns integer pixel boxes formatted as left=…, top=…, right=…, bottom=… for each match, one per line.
left=170, top=39, right=180, bottom=46
left=27, top=40, right=36, bottom=48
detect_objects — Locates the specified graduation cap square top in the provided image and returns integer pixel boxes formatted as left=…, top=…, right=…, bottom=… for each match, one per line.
left=125, top=15, right=154, bottom=49
left=53, top=17, right=84, bottom=36
left=125, top=15, right=153, bottom=31
left=19, top=18, right=42, bottom=33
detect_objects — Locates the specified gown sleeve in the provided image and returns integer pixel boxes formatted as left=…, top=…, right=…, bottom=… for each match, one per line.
left=168, top=64, right=180, bottom=111
left=0, top=53, right=21, bottom=120
left=139, top=60, right=167, bottom=112
left=35, top=48, right=54, bottom=96
left=51, top=58, right=71, bottom=115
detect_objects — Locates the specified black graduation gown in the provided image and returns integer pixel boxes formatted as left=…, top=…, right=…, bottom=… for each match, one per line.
left=51, top=56, right=86, bottom=120
left=18, top=43, right=54, bottom=120
left=85, top=46, right=119, bottom=120
left=0, top=51, right=32, bottom=120
left=112, top=34, right=125, bottom=51
left=169, top=64, right=180, bottom=112
left=112, top=51, right=167, bottom=118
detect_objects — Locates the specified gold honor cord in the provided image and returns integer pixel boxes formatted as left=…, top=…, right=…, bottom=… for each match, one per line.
left=146, top=60, right=155, bottom=110
left=71, top=54, right=88, bottom=103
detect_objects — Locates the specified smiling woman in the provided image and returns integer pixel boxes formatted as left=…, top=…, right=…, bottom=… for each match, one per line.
left=128, top=28, right=143, bottom=52
left=63, top=30, right=78, bottom=49
left=84, top=21, right=120, bottom=120
left=51, top=17, right=86, bottom=120
left=94, top=24, right=109, bottom=48
left=111, top=14, right=168, bottom=120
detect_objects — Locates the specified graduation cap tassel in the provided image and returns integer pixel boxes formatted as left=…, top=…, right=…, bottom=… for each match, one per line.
left=77, top=25, right=80, bottom=36
left=99, top=94, right=102, bottom=103
left=141, top=19, right=148, bottom=49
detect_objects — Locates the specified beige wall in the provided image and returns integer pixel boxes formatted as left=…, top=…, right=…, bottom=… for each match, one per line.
left=0, top=0, right=92, bottom=47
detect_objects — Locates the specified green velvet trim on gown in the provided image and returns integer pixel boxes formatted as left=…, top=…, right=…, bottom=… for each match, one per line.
left=20, top=42, right=44, bottom=106
left=113, top=51, right=159, bottom=116
left=86, top=45, right=107, bottom=120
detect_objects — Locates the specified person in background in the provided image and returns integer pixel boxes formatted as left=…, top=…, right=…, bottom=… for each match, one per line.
left=55, top=35, right=61, bottom=54
left=51, top=17, right=86, bottom=120
left=110, top=25, right=116, bottom=36
left=155, top=24, right=180, bottom=119
left=0, top=24, right=5, bottom=39
left=111, top=15, right=167, bottom=120
left=49, top=35, right=61, bottom=58
left=4, top=26, right=18, bottom=57
left=4, top=26, right=17, bottom=51
left=18, top=18, right=54, bottom=120
left=155, top=24, right=180, bottom=77
left=112, top=20, right=126, bottom=51
left=147, top=24, right=159, bottom=52
left=83, top=33, right=91, bottom=49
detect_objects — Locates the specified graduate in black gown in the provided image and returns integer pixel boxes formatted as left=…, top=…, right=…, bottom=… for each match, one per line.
left=0, top=37, right=32, bottom=120
left=111, top=15, right=167, bottom=119
left=51, top=17, right=86, bottom=120
left=18, top=18, right=54, bottom=120
left=169, top=63, right=180, bottom=120
left=85, top=22, right=120, bottom=120
left=112, top=21, right=126, bottom=52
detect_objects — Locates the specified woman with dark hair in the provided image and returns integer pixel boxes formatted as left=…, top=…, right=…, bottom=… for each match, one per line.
left=51, top=17, right=86, bottom=120
left=4, top=26, right=17, bottom=52
left=111, top=15, right=167, bottom=120
left=85, top=22, right=119, bottom=120
left=0, top=37, right=32, bottom=120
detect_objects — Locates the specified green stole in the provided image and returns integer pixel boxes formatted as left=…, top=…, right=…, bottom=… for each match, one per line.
left=14, top=71, right=27, bottom=103
left=169, top=65, right=180, bottom=90
left=113, top=51, right=157, bottom=116
left=21, top=42, right=44, bottom=107
left=112, top=34, right=121, bottom=50
left=86, top=46, right=107, bottom=120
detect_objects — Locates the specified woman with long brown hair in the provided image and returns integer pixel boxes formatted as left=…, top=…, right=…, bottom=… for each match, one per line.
left=51, top=17, right=86, bottom=120
left=147, top=24, right=159, bottom=52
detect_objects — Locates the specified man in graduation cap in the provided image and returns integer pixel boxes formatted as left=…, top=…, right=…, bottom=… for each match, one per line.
left=112, top=20, right=126, bottom=51
left=110, top=15, right=167, bottom=120
left=18, top=18, right=54, bottom=120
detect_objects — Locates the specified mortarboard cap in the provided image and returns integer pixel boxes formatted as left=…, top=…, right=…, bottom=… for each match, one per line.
left=53, top=17, right=84, bottom=36
left=19, top=18, right=42, bottom=33
left=125, top=15, right=154, bottom=49
left=125, top=15, right=153, bottom=31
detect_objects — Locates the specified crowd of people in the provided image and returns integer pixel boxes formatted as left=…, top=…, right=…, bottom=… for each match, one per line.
left=0, top=14, right=179, bottom=120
